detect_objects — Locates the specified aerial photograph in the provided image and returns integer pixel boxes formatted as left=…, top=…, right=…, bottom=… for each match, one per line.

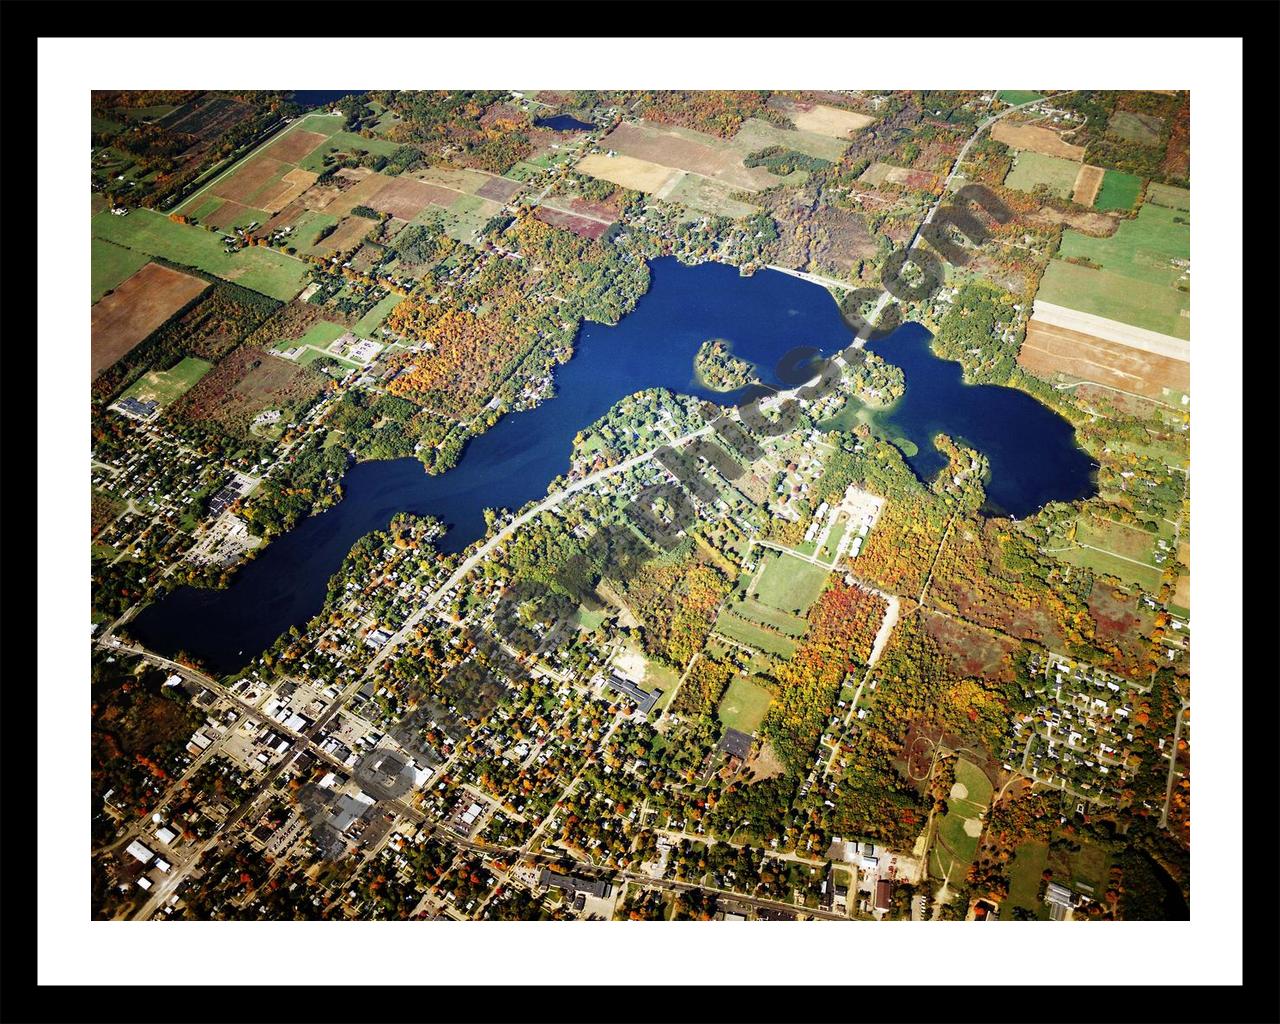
left=88, top=86, right=1192, bottom=925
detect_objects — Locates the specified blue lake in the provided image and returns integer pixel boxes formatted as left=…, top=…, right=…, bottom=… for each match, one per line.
left=533, top=114, right=595, bottom=132
left=129, top=257, right=1095, bottom=672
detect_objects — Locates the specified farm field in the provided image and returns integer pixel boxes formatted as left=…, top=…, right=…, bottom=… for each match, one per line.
left=119, top=356, right=213, bottom=409
left=998, top=90, right=1047, bottom=106
left=731, top=116, right=850, bottom=162
left=576, top=152, right=679, bottom=195
left=1042, top=512, right=1170, bottom=592
left=663, top=173, right=759, bottom=219
left=297, top=131, right=402, bottom=174
left=92, top=209, right=309, bottom=301
left=751, top=551, right=829, bottom=616
left=1019, top=315, right=1189, bottom=400
left=1108, top=110, right=1164, bottom=146
left=717, top=676, right=773, bottom=734
left=1037, top=202, right=1190, bottom=338
left=712, top=609, right=797, bottom=659
left=91, top=238, right=150, bottom=303
left=91, top=262, right=210, bottom=378
left=534, top=205, right=611, bottom=239
left=1144, top=182, right=1190, bottom=210
left=859, top=162, right=939, bottom=191
left=1003, top=150, right=1082, bottom=198
left=767, top=97, right=874, bottom=138
left=1071, top=164, right=1105, bottom=207
left=1093, top=169, right=1144, bottom=212
left=991, top=121, right=1086, bottom=161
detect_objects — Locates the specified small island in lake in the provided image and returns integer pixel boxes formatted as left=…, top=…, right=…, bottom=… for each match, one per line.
left=693, top=338, right=759, bottom=392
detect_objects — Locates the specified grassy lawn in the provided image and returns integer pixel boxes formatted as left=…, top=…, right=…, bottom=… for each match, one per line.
left=930, top=758, right=991, bottom=880
left=1003, top=151, right=1081, bottom=199
left=289, top=210, right=342, bottom=251
left=752, top=551, right=829, bottom=615
left=574, top=605, right=607, bottom=631
left=1003, top=841, right=1051, bottom=919
left=818, top=518, right=848, bottom=563
left=717, top=676, right=773, bottom=733
left=92, top=239, right=151, bottom=303
left=298, top=131, right=402, bottom=173
left=120, top=357, right=213, bottom=408
left=954, top=758, right=993, bottom=808
left=1093, top=169, right=1144, bottom=211
left=92, top=208, right=308, bottom=301
left=645, top=661, right=681, bottom=712
left=1144, top=182, right=1190, bottom=211
left=713, top=610, right=797, bottom=659
left=353, top=293, right=403, bottom=338
left=999, top=90, right=1047, bottom=106
left=728, top=596, right=808, bottom=637
left=1038, top=202, right=1189, bottom=338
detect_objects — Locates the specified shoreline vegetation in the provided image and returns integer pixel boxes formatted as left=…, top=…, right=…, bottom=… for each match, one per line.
left=693, top=338, right=760, bottom=392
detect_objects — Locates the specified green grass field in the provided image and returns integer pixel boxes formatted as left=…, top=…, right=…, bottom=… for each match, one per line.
left=1004, top=840, right=1051, bottom=919
left=1038, top=202, right=1189, bottom=338
left=298, top=131, right=402, bottom=173
left=717, top=676, right=773, bottom=733
left=818, top=519, right=848, bottom=563
left=930, top=758, right=992, bottom=881
left=752, top=551, right=829, bottom=616
left=728, top=595, right=808, bottom=637
left=645, top=661, right=681, bottom=712
left=119, top=356, right=213, bottom=408
left=91, top=208, right=309, bottom=301
left=713, top=609, right=797, bottom=658
left=1144, top=182, right=1190, bottom=211
left=295, top=114, right=347, bottom=136
left=186, top=196, right=225, bottom=221
left=1093, top=169, right=1144, bottom=211
left=999, top=90, right=1047, bottom=106
left=353, top=293, right=403, bottom=338
left=91, top=239, right=151, bottom=303
left=1003, top=151, right=1081, bottom=198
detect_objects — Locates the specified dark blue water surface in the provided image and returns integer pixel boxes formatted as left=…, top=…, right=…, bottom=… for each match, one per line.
left=289, top=90, right=367, bottom=108
left=533, top=114, right=595, bottom=131
left=866, top=323, right=1097, bottom=518
left=129, top=258, right=1095, bottom=673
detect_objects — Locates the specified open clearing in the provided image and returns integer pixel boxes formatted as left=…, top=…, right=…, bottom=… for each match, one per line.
left=1108, top=110, right=1164, bottom=146
left=1003, top=151, right=1082, bottom=198
left=119, top=356, right=213, bottom=408
left=752, top=550, right=829, bottom=616
left=1093, top=169, right=1144, bottom=212
left=1020, top=303, right=1189, bottom=400
left=577, top=151, right=679, bottom=194
left=728, top=595, right=808, bottom=637
left=92, top=238, right=150, bottom=303
left=859, top=162, right=940, bottom=192
left=1071, top=164, right=1105, bottom=207
left=713, top=609, right=797, bottom=658
left=731, top=116, right=850, bottom=162
left=717, top=676, right=773, bottom=734
left=769, top=97, right=874, bottom=138
left=1003, top=840, right=1050, bottom=919
left=604, top=121, right=777, bottom=191
left=91, top=262, right=209, bottom=378
left=1037, top=202, right=1189, bottom=338
left=1145, top=182, right=1190, bottom=211
left=991, top=121, right=1086, bottom=160
left=534, top=205, right=611, bottom=239
left=664, top=173, right=759, bottom=218
left=92, top=209, right=309, bottom=301
left=998, top=90, right=1047, bottom=106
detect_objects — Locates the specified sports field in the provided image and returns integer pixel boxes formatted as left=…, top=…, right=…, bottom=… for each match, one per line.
left=119, top=356, right=213, bottom=408
left=929, top=758, right=993, bottom=882
left=1093, top=169, right=1144, bottom=212
left=752, top=551, right=829, bottom=615
left=1003, top=151, right=1082, bottom=199
left=1038, top=202, right=1189, bottom=338
left=717, top=676, right=773, bottom=733
left=92, top=238, right=150, bottom=303
left=91, top=208, right=309, bottom=301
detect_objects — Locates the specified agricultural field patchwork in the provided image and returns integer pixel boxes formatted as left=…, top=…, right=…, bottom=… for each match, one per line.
left=91, top=262, right=210, bottom=378
left=1002, top=150, right=1082, bottom=198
